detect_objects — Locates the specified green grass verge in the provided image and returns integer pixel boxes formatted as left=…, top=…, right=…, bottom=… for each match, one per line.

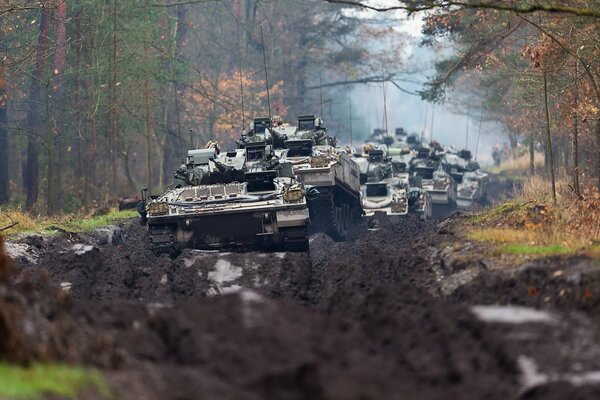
left=0, top=209, right=138, bottom=237
left=496, top=244, right=571, bottom=256
left=48, top=209, right=138, bottom=233
left=0, top=362, right=109, bottom=399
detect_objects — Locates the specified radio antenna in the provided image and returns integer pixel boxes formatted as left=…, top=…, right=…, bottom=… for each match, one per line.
left=260, top=26, right=272, bottom=118
left=348, top=86, right=353, bottom=147
left=475, top=108, right=484, bottom=161
left=382, top=67, right=389, bottom=141
left=319, top=71, right=324, bottom=116
left=465, top=103, right=471, bottom=150
left=236, top=22, right=246, bottom=130
left=421, top=102, right=429, bottom=144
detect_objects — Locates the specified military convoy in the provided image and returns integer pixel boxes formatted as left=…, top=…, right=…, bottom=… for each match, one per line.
left=138, top=117, right=488, bottom=253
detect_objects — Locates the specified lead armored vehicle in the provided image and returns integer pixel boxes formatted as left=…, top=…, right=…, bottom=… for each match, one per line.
left=270, top=115, right=362, bottom=239
left=140, top=142, right=312, bottom=253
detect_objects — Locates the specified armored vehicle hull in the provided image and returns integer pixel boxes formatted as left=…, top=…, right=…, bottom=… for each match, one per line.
left=146, top=181, right=310, bottom=253
left=142, top=144, right=311, bottom=254
left=271, top=115, right=363, bottom=240
left=290, top=150, right=361, bottom=240
left=361, top=181, right=408, bottom=217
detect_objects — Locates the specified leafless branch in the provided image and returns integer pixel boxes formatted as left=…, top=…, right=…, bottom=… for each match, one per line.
left=0, top=214, right=18, bottom=232
left=325, top=0, right=600, bottom=19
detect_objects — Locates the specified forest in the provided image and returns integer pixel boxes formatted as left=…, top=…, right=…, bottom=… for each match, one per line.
left=3, top=2, right=600, bottom=399
left=0, top=0, right=599, bottom=213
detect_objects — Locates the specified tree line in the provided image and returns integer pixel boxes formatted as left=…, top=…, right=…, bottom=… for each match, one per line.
left=1, top=0, right=400, bottom=214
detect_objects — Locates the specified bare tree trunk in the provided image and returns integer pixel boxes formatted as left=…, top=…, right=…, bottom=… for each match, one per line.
left=543, top=71, right=557, bottom=205
left=108, top=0, right=119, bottom=198
left=529, top=129, right=535, bottom=176
left=0, top=63, right=8, bottom=204
left=25, top=2, right=51, bottom=211
left=85, top=14, right=98, bottom=210
left=48, top=0, right=67, bottom=214
left=571, top=106, right=579, bottom=194
left=45, top=82, right=55, bottom=214
left=144, top=0, right=154, bottom=192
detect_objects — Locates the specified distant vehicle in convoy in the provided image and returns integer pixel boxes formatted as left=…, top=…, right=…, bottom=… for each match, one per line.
left=269, top=114, right=362, bottom=239
left=409, top=146, right=456, bottom=216
left=139, top=141, right=313, bottom=254
left=442, top=149, right=489, bottom=209
left=356, top=147, right=408, bottom=217
left=356, top=144, right=431, bottom=220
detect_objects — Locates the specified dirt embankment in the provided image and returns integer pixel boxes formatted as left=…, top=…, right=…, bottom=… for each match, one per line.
left=3, top=202, right=600, bottom=399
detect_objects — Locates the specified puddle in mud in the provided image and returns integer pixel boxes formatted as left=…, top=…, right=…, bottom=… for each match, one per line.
left=471, top=305, right=557, bottom=324
left=71, top=244, right=94, bottom=255
left=519, top=356, right=600, bottom=390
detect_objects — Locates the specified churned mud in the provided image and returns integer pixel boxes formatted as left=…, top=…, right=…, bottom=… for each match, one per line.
left=3, top=181, right=600, bottom=399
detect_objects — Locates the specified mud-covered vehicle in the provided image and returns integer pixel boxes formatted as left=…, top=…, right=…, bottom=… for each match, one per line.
left=409, top=147, right=456, bottom=216
left=139, top=142, right=312, bottom=253
left=356, top=148, right=408, bottom=216
left=443, top=149, right=488, bottom=209
left=270, top=115, right=362, bottom=239
left=356, top=145, right=431, bottom=220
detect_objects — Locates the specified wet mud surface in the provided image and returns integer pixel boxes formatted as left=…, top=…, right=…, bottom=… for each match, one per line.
left=4, top=194, right=600, bottom=399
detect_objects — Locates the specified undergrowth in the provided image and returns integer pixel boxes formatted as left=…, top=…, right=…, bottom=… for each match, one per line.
left=0, top=209, right=137, bottom=237
left=468, top=174, right=600, bottom=257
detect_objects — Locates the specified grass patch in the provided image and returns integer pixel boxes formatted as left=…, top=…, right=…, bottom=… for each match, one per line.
left=497, top=244, right=571, bottom=256
left=0, top=209, right=138, bottom=237
left=0, top=362, right=109, bottom=399
left=49, top=209, right=138, bottom=233
left=466, top=175, right=600, bottom=257
left=470, top=202, right=527, bottom=225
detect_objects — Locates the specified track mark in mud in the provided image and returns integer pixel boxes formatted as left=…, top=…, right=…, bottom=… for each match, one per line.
left=471, top=305, right=557, bottom=324
left=519, top=356, right=600, bottom=390
left=208, top=259, right=243, bottom=295
left=5, top=242, right=39, bottom=264
left=71, top=244, right=94, bottom=255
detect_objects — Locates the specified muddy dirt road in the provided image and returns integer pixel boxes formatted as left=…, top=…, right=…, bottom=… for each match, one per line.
left=4, top=206, right=600, bottom=399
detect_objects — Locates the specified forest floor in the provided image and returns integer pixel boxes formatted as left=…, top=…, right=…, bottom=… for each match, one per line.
left=2, top=174, right=600, bottom=399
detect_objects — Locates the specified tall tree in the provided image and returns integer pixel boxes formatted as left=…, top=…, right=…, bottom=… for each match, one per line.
left=47, top=0, right=67, bottom=214
left=25, top=2, right=52, bottom=211
left=0, top=59, right=8, bottom=204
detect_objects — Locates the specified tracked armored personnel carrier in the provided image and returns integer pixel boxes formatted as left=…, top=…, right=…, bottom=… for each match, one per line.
left=409, top=147, right=456, bottom=216
left=443, top=149, right=489, bottom=209
left=357, top=145, right=431, bottom=219
left=140, top=142, right=312, bottom=253
left=355, top=147, right=407, bottom=216
left=270, top=115, right=362, bottom=239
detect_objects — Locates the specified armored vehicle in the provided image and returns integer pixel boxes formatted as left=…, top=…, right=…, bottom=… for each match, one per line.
left=270, top=115, right=362, bottom=239
left=140, top=142, right=312, bottom=253
left=442, top=149, right=489, bottom=209
left=357, top=146, right=431, bottom=219
left=356, top=147, right=407, bottom=216
left=409, top=147, right=456, bottom=216
left=237, top=117, right=273, bottom=148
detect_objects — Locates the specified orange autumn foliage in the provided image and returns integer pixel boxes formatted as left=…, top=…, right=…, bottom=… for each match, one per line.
left=185, top=70, right=287, bottom=146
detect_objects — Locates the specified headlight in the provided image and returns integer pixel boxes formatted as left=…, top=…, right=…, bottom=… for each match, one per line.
left=146, top=201, right=169, bottom=216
